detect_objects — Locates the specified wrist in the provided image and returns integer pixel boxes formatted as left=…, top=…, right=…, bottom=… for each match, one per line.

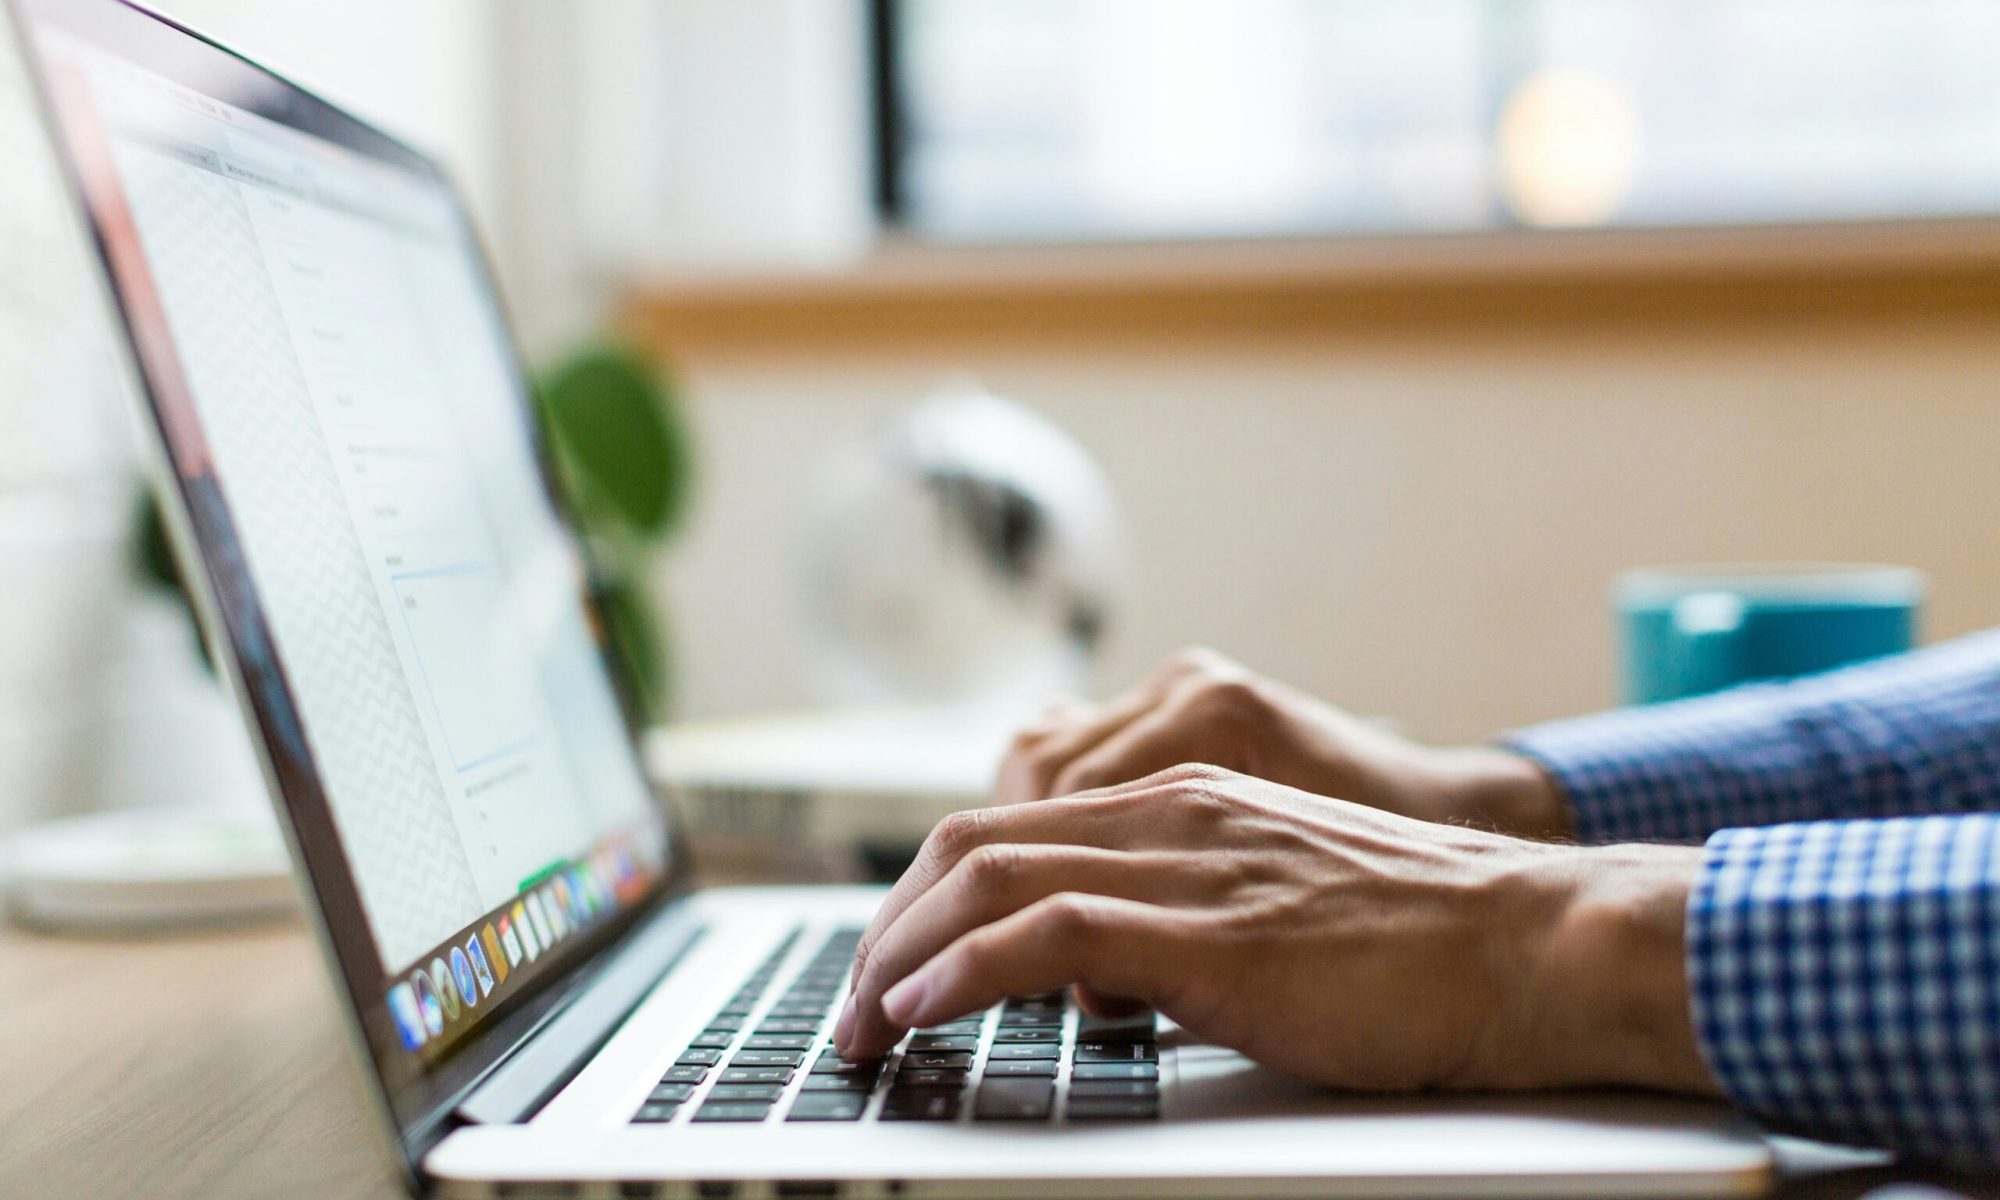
left=1433, top=746, right=1573, bottom=841
left=1512, top=844, right=1721, bottom=1095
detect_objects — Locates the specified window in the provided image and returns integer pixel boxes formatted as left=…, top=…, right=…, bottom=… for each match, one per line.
left=876, top=0, right=2000, bottom=243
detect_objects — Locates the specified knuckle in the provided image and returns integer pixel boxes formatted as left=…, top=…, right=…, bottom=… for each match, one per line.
left=1159, top=761, right=1236, bottom=788
left=958, top=842, right=1022, bottom=889
left=1033, top=891, right=1098, bottom=942
left=1191, top=675, right=1265, bottom=719
left=927, top=807, right=990, bottom=858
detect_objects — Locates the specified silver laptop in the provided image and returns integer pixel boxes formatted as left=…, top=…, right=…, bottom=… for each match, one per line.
left=10, top=2, right=1774, bottom=1194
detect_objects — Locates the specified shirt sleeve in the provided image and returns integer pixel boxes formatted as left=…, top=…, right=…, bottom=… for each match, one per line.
left=1688, top=814, right=2000, bottom=1164
left=1501, top=629, right=2000, bottom=843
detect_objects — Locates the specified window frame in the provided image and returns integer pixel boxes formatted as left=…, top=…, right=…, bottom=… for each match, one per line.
left=867, top=0, right=2000, bottom=249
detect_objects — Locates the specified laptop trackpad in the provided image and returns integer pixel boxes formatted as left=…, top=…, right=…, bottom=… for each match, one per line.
left=1168, top=1034, right=1763, bottom=1142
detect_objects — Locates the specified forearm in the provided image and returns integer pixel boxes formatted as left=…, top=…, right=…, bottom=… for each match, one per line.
left=1504, top=628, right=2000, bottom=843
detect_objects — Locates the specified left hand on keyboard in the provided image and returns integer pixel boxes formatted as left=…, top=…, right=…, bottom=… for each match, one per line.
left=834, top=764, right=1721, bottom=1098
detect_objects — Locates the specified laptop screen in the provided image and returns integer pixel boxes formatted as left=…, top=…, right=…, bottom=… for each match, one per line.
left=14, top=0, right=679, bottom=1151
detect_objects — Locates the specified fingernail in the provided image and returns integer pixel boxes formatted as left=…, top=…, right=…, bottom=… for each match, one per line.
left=881, top=974, right=929, bottom=1025
left=832, top=996, right=856, bottom=1051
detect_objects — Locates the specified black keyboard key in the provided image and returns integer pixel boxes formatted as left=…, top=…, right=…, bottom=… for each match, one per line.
left=648, top=1083, right=699, bottom=1104
left=991, top=1029, right=1059, bottom=1045
left=677, top=1048, right=724, bottom=1066
left=880, top=1091, right=961, bottom=1121
left=996, top=1010, right=1062, bottom=1028
left=729, top=1050, right=806, bottom=1068
left=719, top=1066, right=795, bottom=1085
left=987, top=1043, right=1060, bottom=1061
left=1077, top=1012, right=1156, bottom=1042
left=1068, top=1080, right=1159, bottom=1100
left=661, top=1064, right=710, bottom=1084
left=1071, top=1062, right=1157, bottom=1081
left=900, top=1051, right=973, bottom=1071
left=916, top=1020, right=984, bottom=1037
left=892, top=1068, right=967, bottom=1088
left=715, top=1003, right=756, bottom=1017
left=705, top=1015, right=745, bottom=1032
left=633, top=1101, right=682, bottom=1123
left=744, top=1033, right=816, bottom=1051
left=687, top=1030, right=735, bottom=1049
left=1066, top=1096, right=1159, bottom=1121
left=974, top=1079, right=1055, bottom=1121
left=693, top=1101, right=774, bottom=1123
left=757, top=1018, right=823, bottom=1034
left=787, top=1092, right=867, bottom=1122
left=708, top=1083, right=787, bottom=1102
left=1074, top=1041, right=1157, bottom=1062
left=980, top=1058, right=1058, bottom=1078
left=766, top=1001, right=830, bottom=1017
left=800, top=1073, right=877, bottom=1092
left=906, top=1035, right=978, bottom=1053
left=811, top=1052, right=882, bottom=1076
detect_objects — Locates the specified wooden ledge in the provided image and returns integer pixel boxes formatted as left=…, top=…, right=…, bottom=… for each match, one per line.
left=619, top=221, right=2000, bottom=357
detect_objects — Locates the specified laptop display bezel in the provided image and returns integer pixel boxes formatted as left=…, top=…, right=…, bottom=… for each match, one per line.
left=7, top=0, right=693, bottom=1178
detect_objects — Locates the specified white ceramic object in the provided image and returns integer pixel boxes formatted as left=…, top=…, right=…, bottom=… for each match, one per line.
left=3, top=805, right=293, bottom=930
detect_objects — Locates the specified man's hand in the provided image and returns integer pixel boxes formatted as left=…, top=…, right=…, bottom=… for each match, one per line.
left=996, top=648, right=1572, bottom=839
left=835, top=765, right=1719, bottom=1097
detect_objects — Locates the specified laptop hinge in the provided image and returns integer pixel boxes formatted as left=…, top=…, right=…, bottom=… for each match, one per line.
left=454, top=903, right=708, bottom=1126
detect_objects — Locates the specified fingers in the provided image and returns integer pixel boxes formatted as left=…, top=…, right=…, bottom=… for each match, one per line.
left=1049, top=699, right=1217, bottom=798
left=841, top=844, right=1220, bottom=1057
left=992, top=689, right=1155, bottom=807
left=992, top=649, right=1222, bottom=806
left=847, top=768, right=1225, bottom=1002
left=1073, top=985, right=1150, bottom=1019
left=879, top=894, right=1186, bottom=1033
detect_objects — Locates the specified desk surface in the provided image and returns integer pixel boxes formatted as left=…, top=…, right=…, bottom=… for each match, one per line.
left=3, top=916, right=1996, bottom=1200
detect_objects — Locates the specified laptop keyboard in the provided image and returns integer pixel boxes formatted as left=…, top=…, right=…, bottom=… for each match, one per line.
left=630, top=926, right=1159, bottom=1127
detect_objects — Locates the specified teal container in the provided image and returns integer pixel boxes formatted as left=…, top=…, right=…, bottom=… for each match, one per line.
left=1615, top=564, right=1923, bottom=705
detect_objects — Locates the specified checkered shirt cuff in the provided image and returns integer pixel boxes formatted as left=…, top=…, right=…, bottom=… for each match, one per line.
left=1503, top=630, right=2000, bottom=844
left=1688, top=815, right=2000, bottom=1164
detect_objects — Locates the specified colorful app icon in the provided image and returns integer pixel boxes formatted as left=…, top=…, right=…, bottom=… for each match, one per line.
left=432, top=957, right=460, bottom=1020
left=388, top=982, right=426, bottom=1051
left=576, top=866, right=601, bottom=916
left=481, top=925, right=509, bottom=984
left=450, top=947, right=479, bottom=1009
left=412, top=969, right=444, bottom=1037
left=512, top=901, right=540, bottom=961
left=526, top=892, right=554, bottom=948
left=466, top=935, right=497, bottom=997
left=610, top=845, right=640, bottom=901
left=497, top=913, right=523, bottom=967
left=552, top=874, right=578, bottom=925
left=541, top=887, right=569, bottom=939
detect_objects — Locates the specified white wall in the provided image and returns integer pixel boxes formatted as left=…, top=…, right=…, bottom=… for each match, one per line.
left=656, top=315, right=2000, bottom=743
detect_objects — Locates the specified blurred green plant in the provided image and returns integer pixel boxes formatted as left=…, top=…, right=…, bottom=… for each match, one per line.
left=534, top=341, right=695, bottom=723
left=131, top=339, right=694, bottom=722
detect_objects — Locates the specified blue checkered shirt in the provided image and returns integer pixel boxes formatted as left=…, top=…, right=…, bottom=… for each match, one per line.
left=1507, top=630, right=2000, bottom=1165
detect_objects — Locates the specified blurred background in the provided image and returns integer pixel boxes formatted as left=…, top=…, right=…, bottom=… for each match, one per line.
left=4, top=0, right=2000, bottom=842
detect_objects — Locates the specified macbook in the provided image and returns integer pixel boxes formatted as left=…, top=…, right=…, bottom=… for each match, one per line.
left=10, top=1, right=1774, bottom=1194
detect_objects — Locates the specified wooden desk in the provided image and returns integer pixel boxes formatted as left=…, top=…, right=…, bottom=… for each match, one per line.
left=4, top=918, right=1996, bottom=1200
